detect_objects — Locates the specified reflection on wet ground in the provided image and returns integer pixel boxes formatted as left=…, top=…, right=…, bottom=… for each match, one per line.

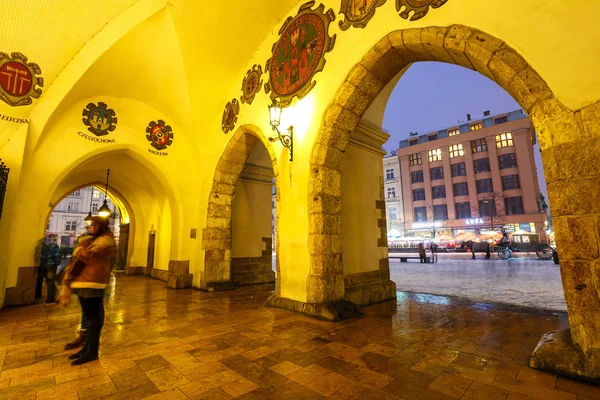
left=0, top=275, right=597, bottom=399
left=389, top=253, right=567, bottom=312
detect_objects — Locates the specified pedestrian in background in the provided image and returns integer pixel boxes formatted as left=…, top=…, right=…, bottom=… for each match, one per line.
left=418, top=242, right=426, bottom=263
left=35, top=234, right=61, bottom=305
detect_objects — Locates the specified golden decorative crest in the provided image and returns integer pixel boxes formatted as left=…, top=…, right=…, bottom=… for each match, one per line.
left=240, top=64, right=263, bottom=105
left=264, top=1, right=336, bottom=107
left=396, top=0, right=448, bottom=21
left=0, top=52, right=43, bottom=107
left=338, top=0, right=387, bottom=30
left=222, top=98, right=239, bottom=134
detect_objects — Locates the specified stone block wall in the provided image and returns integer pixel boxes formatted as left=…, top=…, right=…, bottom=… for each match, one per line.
left=231, top=237, right=275, bottom=285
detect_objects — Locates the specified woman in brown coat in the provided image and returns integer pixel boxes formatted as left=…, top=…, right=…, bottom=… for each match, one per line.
left=64, top=216, right=116, bottom=365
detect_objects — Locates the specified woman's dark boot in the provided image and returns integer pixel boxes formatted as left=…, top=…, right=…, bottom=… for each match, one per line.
left=64, top=330, right=86, bottom=350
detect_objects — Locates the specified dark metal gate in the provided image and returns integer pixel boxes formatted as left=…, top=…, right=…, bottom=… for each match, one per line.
left=0, top=159, right=9, bottom=219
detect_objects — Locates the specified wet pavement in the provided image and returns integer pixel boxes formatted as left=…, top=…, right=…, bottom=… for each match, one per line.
left=389, top=252, right=566, bottom=312
left=1, top=274, right=598, bottom=399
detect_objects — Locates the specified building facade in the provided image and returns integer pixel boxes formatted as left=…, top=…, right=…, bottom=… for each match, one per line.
left=397, top=110, right=547, bottom=240
left=383, top=155, right=405, bottom=238
left=47, top=187, right=119, bottom=247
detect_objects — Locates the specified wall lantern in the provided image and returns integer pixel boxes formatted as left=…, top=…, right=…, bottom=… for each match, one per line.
left=268, top=100, right=293, bottom=162
left=84, top=186, right=94, bottom=226
left=98, top=169, right=112, bottom=218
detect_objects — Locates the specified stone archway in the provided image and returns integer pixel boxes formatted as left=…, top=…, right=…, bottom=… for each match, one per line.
left=201, top=124, right=280, bottom=292
left=308, top=24, right=600, bottom=380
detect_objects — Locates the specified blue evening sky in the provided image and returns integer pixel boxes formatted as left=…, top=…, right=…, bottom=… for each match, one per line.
left=382, top=62, right=547, bottom=198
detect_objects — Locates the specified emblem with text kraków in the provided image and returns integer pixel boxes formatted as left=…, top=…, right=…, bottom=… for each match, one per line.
left=146, top=120, right=173, bottom=151
left=0, top=52, right=43, bottom=107
left=82, top=102, right=117, bottom=136
left=264, top=1, right=336, bottom=106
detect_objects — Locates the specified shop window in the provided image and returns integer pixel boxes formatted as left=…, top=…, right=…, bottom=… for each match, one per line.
left=428, top=149, right=442, bottom=162
left=449, top=144, right=464, bottom=159
left=430, top=167, right=444, bottom=181
left=413, top=189, right=425, bottom=202
left=455, top=202, right=471, bottom=219
left=496, top=132, right=514, bottom=148
left=411, top=170, right=424, bottom=183
left=433, top=204, right=448, bottom=221
left=432, top=185, right=446, bottom=199
left=451, top=162, right=466, bottom=177
left=409, top=153, right=422, bottom=166
left=414, top=207, right=427, bottom=222
left=501, top=174, right=520, bottom=190
left=471, top=139, right=488, bottom=153
left=478, top=200, right=496, bottom=217
left=473, top=158, right=491, bottom=173
left=453, top=182, right=469, bottom=196
left=476, top=179, right=493, bottom=194
left=498, top=153, right=517, bottom=169
left=504, top=196, right=524, bottom=215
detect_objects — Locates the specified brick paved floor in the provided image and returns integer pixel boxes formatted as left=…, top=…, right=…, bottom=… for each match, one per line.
left=0, top=275, right=598, bottom=399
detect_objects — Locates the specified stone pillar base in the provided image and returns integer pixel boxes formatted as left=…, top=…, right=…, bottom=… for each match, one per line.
left=344, top=270, right=396, bottom=307
left=4, top=266, right=37, bottom=307
left=530, top=328, right=600, bottom=383
left=124, top=266, right=149, bottom=276
left=167, top=260, right=193, bottom=289
left=198, top=280, right=235, bottom=292
left=264, top=294, right=363, bottom=322
left=231, top=256, right=275, bottom=286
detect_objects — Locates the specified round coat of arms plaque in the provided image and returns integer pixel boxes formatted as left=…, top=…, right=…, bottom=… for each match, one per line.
left=396, top=0, right=449, bottom=21
left=0, top=52, right=43, bottom=107
left=146, top=120, right=173, bottom=151
left=82, top=102, right=117, bottom=137
left=264, top=1, right=336, bottom=106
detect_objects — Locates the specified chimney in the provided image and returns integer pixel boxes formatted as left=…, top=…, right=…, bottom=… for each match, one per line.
left=483, top=110, right=490, bottom=116
left=466, top=114, right=471, bottom=121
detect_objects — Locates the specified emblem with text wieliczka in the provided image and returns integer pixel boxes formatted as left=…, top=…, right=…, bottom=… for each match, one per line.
left=0, top=52, right=43, bottom=107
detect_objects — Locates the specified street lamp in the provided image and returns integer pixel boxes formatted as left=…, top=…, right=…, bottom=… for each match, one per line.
left=98, top=169, right=111, bottom=218
left=267, top=100, right=293, bottom=162
left=84, top=186, right=94, bottom=226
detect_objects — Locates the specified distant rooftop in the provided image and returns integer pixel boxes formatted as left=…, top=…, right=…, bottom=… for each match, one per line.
left=397, top=109, right=526, bottom=150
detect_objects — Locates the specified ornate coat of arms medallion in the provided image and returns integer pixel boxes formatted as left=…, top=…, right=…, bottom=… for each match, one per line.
left=264, top=1, right=336, bottom=106
left=241, top=64, right=263, bottom=105
left=222, top=98, right=239, bottom=134
left=396, top=0, right=448, bottom=21
left=146, top=120, right=174, bottom=151
left=338, top=0, right=387, bottom=30
left=82, top=102, right=117, bottom=136
left=0, top=52, right=43, bottom=107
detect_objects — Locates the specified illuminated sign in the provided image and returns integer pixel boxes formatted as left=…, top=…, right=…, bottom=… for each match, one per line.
left=412, top=222, right=443, bottom=229
left=466, top=218, right=484, bottom=225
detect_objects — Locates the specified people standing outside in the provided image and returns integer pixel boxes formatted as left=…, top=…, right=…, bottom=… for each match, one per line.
left=36, top=234, right=61, bottom=305
left=64, top=217, right=116, bottom=365
left=418, top=242, right=426, bottom=263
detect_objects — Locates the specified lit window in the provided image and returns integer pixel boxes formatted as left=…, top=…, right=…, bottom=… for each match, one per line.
left=448, top=128, right=460, bottom=137
left=428, top=149, right=442, bottom=162
left=92, top=191, right=101, bottom=199
left=385, top=169, right=395, bottom=180
left=449, top=144, right=464, bottom=159
left=470, top=123, right=483, bottom=131
left=387, top=187, right=396, bottom=198
left=409, top=153, right=422, bottom=166
left=496, top=132, right=514, bottom=148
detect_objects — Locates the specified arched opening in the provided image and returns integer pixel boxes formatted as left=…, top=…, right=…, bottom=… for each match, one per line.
left=378, top=61, right=560, bottom=311
left=306, top=25, right=597, bottom=379
left=202, top=125, right=279, bottom=292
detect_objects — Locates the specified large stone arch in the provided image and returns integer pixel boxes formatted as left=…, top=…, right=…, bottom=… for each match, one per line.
left=201, top=124, right=280, bottom=291
left=308, top=24, right=600, bottom=380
